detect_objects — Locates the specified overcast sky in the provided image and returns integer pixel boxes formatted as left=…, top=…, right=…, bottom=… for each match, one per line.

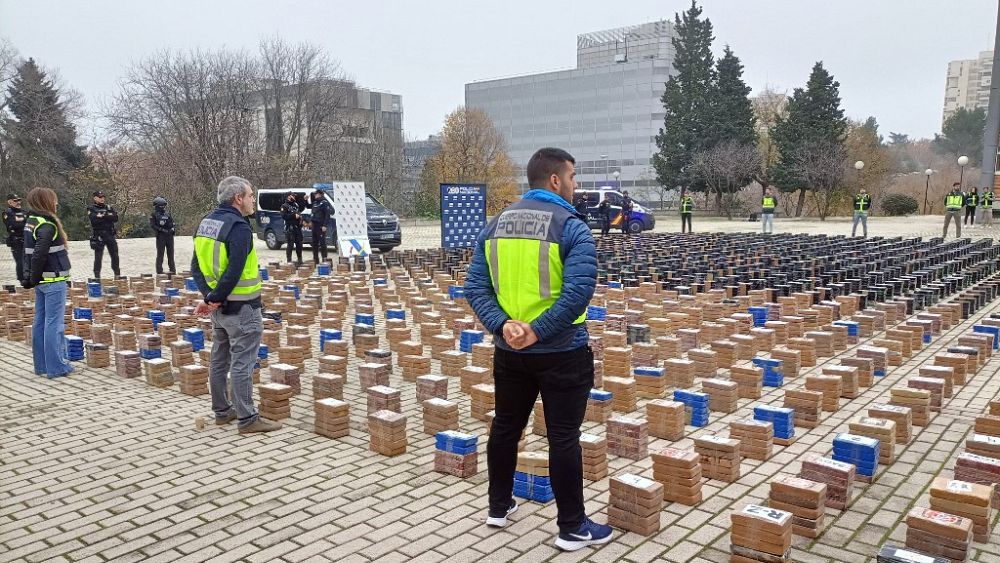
left=1, top=0, right=997, bottom=142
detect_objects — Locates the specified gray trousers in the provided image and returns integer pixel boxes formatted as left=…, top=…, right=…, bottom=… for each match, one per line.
left=943, top=210, right=962, bottom=238
left=761, top=213, right=774, bottom=234
left=977, top=207, right=994, bottom=226
left=210, top=305, right=262, bottom=427
left=852, top=212, right=868, bottom=237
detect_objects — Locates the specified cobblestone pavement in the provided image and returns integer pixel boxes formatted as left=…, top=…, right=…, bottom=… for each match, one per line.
left=2, top=215, right=1000, bottom=562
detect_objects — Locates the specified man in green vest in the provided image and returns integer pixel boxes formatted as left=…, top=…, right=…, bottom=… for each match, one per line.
left=978, top=186, right=994, bottom=228
left=943, top=183, right=965, bottom=238
left=465, top=148, right=612, bottom=551
left=679, top=190, right=694, bottom=233
left=761, top=187, right=777, bottom=234
left=852, top=187, right=872, bottom=238
left=192, top=176, right=280, bottom=435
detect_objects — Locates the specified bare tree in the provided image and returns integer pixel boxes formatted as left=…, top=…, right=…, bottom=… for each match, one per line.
left=106, top=49, right=264, bottom=216
left=790, top=141, right=848, bottom=220
left=751, top=86, right=788, bottom=193
left=692, top=140, right=761, bottom=219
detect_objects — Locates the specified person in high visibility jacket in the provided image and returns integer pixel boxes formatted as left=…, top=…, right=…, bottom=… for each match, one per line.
left=852, top=188, right=872, bottom=238
left=465, top=147, right=612, bottom=551
left=978, top=187, right=994, bottom=228
left=964, top=187, right=979, bottom=226
left=679, top=190, right=694, bottom=233
left=944, top=183, right=965, bottom=238
left=21, top=187, right=73, bottom=379
left=761, top=187, right=777, bottom=234
left=191, top=176, right=280, bottom=435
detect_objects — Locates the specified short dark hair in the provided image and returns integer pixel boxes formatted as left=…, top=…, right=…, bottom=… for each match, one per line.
left=526, top=148, right=575, bottom=188
left=953, top=182, right=961, bottom=187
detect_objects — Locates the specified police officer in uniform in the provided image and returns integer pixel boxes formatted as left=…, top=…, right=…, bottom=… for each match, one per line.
left=944, top=183, right=965, bottom=238
left=619, top=190, right=633, bottom=234
left=761, top=187, right=777, bottom=234
left=150, top=196, right=176, bottom=274
left=307, top=189, right=331, bottom=264
left=280, top=191, right=304, bottom=265
left=3, top=193, right=27, bottom=283
left=965, top=187, right=979, bottom=226
left=978, top=187, right=994, bottom=228
left=851, top=188, right=872, bottom=238
left=597, top=199, right=611, bottom=236
left=679, top=190, right=694, bottom=233
left=88, top=190, right=120, bottom=278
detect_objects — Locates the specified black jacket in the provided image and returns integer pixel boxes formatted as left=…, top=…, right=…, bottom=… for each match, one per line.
left=150, top=208, right=176, bottom=236
left=309, top=198, right=331, bottom=229
left=3, top=206, right=26, bottom=245
left=88, top=203, right=119, bottom=233
left=280, top=201, right=302, bottom=231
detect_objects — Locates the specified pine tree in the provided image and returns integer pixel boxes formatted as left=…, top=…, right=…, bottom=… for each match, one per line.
left=1, top=58, right=88, bottom=192
left=652, top=0, right=716, bottom=193
left=771, top=61, right=847, bottom=216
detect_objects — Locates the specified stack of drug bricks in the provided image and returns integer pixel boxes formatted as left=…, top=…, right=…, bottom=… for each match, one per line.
left=433, top=431, right=478, bottom=478
left=768, top=476, right=826, bottom=538
left=730, top=504, right=794, bottom=563
left=651, top=447, right=703, bottom=505
left=607, top=474, right=663, bottom=536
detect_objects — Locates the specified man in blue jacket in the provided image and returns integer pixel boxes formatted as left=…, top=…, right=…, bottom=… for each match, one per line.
left=465, top=147, right=612, bottom=551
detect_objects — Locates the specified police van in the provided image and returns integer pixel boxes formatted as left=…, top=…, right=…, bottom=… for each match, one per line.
left=573, top=188, right=656, bottom=233
left=254, top=184, right=402, bottom=252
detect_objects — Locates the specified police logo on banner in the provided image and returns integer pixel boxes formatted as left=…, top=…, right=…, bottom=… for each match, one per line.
left=440, top=184, right=487, bottom=249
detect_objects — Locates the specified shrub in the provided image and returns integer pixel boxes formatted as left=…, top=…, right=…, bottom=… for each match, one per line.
left=880, top=193, right=919, bottom=216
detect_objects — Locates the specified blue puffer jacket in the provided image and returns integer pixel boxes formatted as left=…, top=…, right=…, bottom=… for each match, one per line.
left=465, top=188, right=597, bottom=353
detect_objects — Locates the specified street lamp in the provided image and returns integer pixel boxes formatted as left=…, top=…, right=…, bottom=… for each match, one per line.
left=854, top=160, right=865, bottom=190
left=613, top=170, right=620, bottom=188
left=924, top=168, right=933, bottom=214
left=600, top=154, right=608, bottom=183
left=958, top=155, right=970, bottom=189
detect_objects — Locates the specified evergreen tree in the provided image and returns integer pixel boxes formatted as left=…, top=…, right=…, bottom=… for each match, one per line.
left=1, top=58, right=88, bottom=192
left=771, top=61, right=847, bottom=216
left=933, top=107, right=986, bottom=166
left=652, top=0, right=716, bottom=193
left=710, top=46, right=757, bottom=147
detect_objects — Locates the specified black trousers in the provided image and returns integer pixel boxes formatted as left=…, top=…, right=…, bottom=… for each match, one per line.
left=965, top=206, right=976, bottom=225
left=93, top=231, right=120, bottom=278
left=620, top=212, right=630, bottom=233
left=9, top=240, right=24, bottom=283
left=681, top=213, right=692, bottom=233
left=600, top=216, right=611, bottom=236
left=488, top=345, right=593, bottom=533
left=311, top=228, right=328, bottom=263
left=155, top=233, right=175, bottom=274
left=285, top=228, right=303, bottom=263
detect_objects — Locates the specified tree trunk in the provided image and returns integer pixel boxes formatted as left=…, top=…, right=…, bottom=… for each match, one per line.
left=715, top=190, right=722, bottom=215
left=795, top=188, right=807, bottom=217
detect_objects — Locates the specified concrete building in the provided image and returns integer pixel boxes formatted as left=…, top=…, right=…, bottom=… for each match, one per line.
left=943, top=51, right=993, bottom=125
left=465, top=21, right=675, bottom=203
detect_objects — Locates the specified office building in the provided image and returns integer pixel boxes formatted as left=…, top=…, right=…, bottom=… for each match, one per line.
left=943, top=51, right=993, bottom=125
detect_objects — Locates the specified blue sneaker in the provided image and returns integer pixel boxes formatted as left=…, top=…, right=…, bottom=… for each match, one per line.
left=485, top=499, right=518, bottom=528
left=555, top=518, right=614, bottom=551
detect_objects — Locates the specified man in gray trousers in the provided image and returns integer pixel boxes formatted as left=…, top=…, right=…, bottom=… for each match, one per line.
left=192, top=176, right=280, bottom=434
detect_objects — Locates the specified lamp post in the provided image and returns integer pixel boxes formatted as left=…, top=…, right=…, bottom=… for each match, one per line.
left=613, top=170, right=620, bottom=188
left=924, top=168, right=933, bottom=214
left=854, top=160, right=865, bottom=190
left=600, top=154, right=608, bottom=183
left=958, top=155, right=970, bottom=189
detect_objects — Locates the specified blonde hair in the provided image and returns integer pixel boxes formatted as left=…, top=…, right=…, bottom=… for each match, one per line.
left=25, top=187, right=69, bottom=246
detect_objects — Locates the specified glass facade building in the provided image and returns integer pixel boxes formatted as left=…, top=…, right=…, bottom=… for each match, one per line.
left=465, top=21, right=674, bottom=202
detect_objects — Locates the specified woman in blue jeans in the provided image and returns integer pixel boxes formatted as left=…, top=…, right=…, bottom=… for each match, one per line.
left=22, top=187, right=73, bottom=378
